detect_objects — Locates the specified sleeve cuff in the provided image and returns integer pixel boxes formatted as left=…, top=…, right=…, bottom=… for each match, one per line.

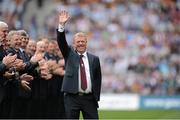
left=58, top=24, right=65, bottom=32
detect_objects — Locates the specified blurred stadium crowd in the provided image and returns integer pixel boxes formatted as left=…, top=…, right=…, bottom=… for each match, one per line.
left=0, top=0, right=180, bottom=95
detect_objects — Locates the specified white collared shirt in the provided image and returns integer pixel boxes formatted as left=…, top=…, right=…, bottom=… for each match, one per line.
left=78, top=52, right=92, bottom=93
left=19, top=48, right=24, bottom=52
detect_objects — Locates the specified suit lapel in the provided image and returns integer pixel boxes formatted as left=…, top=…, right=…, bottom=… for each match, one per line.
left=87, top=53, right=93, bottom=67
left=87, top=53, right=94, bottom=82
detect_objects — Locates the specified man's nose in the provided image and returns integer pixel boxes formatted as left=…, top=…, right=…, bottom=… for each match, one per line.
left=79, top=41, right=84, bottom=44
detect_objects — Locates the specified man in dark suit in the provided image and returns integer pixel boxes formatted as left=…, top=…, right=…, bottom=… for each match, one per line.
left=56, top=10, right=102, bottom=119
left=0, top=21, right=17, bottom=118
left=0, top=21, right=32, bottom=118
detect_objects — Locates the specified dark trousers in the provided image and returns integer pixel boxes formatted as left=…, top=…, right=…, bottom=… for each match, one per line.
left=28, top=97, right=65, bottom=119
left=9, top=97, right=30, bottom=118
left=64, top=93, right=98, bottom=119
left=0, top=98, right=12, bottom=118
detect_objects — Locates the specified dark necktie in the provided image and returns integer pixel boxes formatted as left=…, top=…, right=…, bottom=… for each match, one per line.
left=80, top=55, right=87, bottom=90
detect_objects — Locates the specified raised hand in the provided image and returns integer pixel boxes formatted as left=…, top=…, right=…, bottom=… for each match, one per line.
left=39, top=61, right=52, bottom=80
left=59, top=10, right=70, bottom=26
left=30, top=53, right=44, bottom=63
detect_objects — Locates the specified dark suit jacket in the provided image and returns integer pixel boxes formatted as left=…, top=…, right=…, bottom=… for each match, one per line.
left=0, top=62, right=6, bottom=103
left=56, top=30, right=102, bottom=101
left=0, top=46, right=7, bottom=76
left=6, top=47, right=38, bottom=98
left=0, top=46, right=7, bottom=103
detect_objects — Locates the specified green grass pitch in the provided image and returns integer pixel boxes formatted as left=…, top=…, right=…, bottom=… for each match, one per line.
left=97, top=110, right=180, bottom=119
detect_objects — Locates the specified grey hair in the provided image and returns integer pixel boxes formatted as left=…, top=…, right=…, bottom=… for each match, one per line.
left=7, top=30, right=19, bottom=41
left=0, top=21, right=8, bottom=28
left=17, top=29, right=29, bottom=37
left=74, top=32, right=87, bottom=39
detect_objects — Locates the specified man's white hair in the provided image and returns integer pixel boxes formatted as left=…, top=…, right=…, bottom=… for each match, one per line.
left=0, top=21, right=8, bottom=28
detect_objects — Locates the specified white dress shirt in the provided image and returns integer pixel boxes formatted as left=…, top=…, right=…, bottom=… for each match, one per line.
left=77, top=52, right=92, bottom=93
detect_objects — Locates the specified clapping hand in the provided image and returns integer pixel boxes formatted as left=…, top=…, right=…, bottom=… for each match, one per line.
left=39, top=61, right=52, bottom=80
left=21, top=80, right=31, bottom=91
left=13, top=59, right=26, bottom=71
left=2, top=54, right=17, bottom=68
left=20, top=73, right=33, bottom=82
left=30, top=53, right=44, bottom=63
left=20, top=73, right=33, bottom=91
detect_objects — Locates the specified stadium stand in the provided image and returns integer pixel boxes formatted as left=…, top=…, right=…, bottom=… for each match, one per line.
left=1, top=0, right=180, bottom=95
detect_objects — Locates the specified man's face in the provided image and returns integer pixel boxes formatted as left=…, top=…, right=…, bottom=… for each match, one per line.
left=11, top=34, right=21, bottom=49
left=0, top=26, right=8, bottom=44
left=74, top=34, right=87, bottom=54
left=20, top=36, right=29, bottom=49
left=36, top=42, right=46, bottom=53
left=26, top=41, right=36, bottom=55
left=48, top=43, right=55, bottom=54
